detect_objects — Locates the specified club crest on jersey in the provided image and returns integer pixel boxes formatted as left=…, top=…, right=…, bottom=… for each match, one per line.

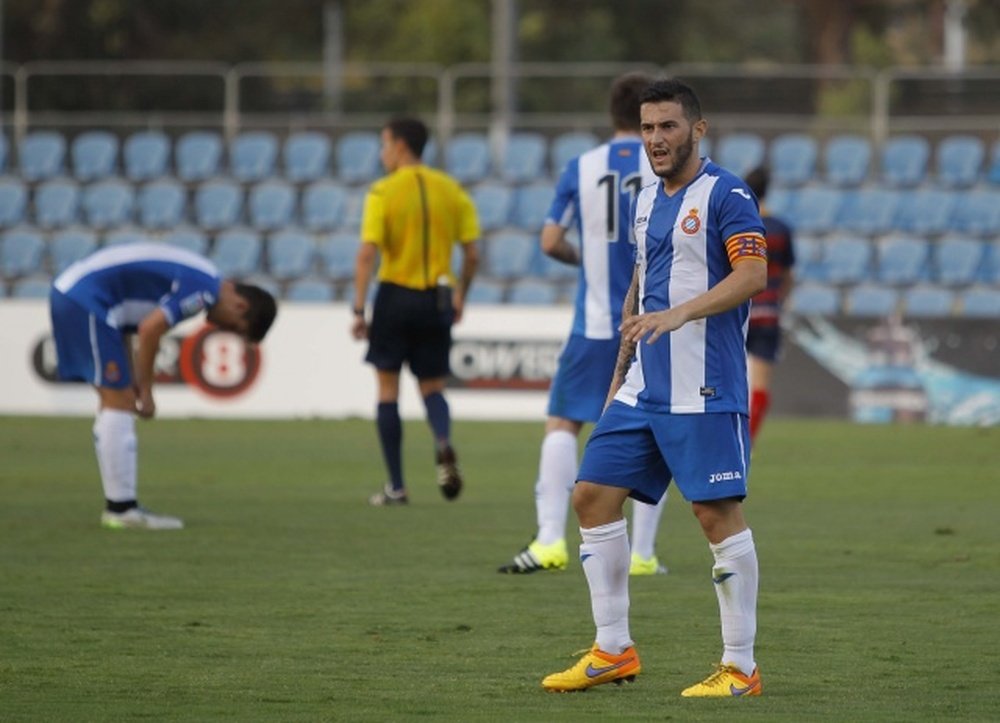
left=104, top=361, right=121, bottom=383
left=681, top=208, right=701, bottom=235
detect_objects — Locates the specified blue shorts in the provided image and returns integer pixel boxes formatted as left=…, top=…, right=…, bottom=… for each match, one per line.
left=577, top=402, right=751, bottom=504
left=547, top=335, right=619, bottom=423
left=50, top=289, right=132, bottom=389
left=746, top=324, right=782, bottom=363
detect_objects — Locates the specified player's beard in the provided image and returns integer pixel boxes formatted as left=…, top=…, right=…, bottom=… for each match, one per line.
left=655, top=128, right=695, bottom=182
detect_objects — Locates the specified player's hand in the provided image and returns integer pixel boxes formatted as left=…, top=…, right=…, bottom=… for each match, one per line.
left=619, top=309, right=687, bottom=345
left=135, top=389, right=156, bottom=419
left=452, top=293, right=465, bottom=325
left=350, top=315, right=368, bottom=340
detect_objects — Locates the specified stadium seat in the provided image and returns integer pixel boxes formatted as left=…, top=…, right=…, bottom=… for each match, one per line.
left=176, top=131, right=224, bottom=183
left=769, top=133, right=818, bottom=187
left=880, top=134, right=930, bottom=188
left=499, top=132, right=548, bottom=183
left=104, top=227, right=150, bottom=246
left=786, top=282, right=841, bottom=316
left=18, top=131, right=67, bottom=182
left=229, top=131, right=279, bottom=183
left=534, top=252, right=578, bottom=284
left=901, top=284, right=955, bottom=318
left=285, top=277, right=334, bottom=303
left=550, top=131, right=599, bottom=174
left=791, top=235, right=824, bottom=283
left=465, top=278, right=506, bottom=304
left=764, top=187, right=794, bottom=218
left=80, top=178, right=134, bottom=228
left=470, top=181, right=513, bottom=232
left=958, top=286, right=1000, bottom=318
left=950, top=189, right=1000, bottom=236
left=33, top=178, right=80, bottom=229
left=70, top=131, right=118, bottom=182
left=266, top=228, right=316, bottom=280
left=893, top=188, right=957, bottom=236
left=10, top=274, right=52, bottom=299
left=837, top=188, right=900, bottom=236
left=0, top=227, right=46, bottom=277
left=818, top=234, right=872, bottom=285
left=700, top=136, right=712, bottom=159
left=444, top=132, right=491, bottom=185
left=136, top=178, right=186, bottom=229
left=874, top=235, right=930, bottom=286
left=716, top=133, right=765, bottom=177
left=123, top=130, right=171, bottom=182
left=210, top=228, right=262, bottom=277
left=50, top=227, right=98, bottom=273
left=979, top=240, right=1000, bottom=285
left=301, top=180, right=349, bottom=232
left=845, top=284, right=899, bottom=317
left=335, top=131, right=381, bottom=184
left=283, top=131, right=331, bottom=183
left=511, top=182, right=555, bottom=231
left=823, top=134, right=871, bottom=187
left=935, top=135, right=984, bottom=188
left=241, top=273, right=282, bottom=299
left=932, top=235, right=985, bottom=287
left=508, top=278, right=558, bottom=305
left=987, top=141, right=1000, bottom=185
left=162, top=226, right=209, bottom=255
left=318, top=231, right=360, bottom=281
left=422, top=138, right=439, bottom=167
left=0, top=135, right=7, bottom=174
left=194, top=179, right=243, bottom=230
left=786, top=186, right=843, bottom=234
left=484, top=230, right=537, bottom=279
left=0, top=178, right=28, bottom=227
left=247, top=179, right=296, bottom=231
left=341, top=187, right=367, bottom=229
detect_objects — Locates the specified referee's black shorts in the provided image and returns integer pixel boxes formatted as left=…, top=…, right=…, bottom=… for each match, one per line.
left=365, top=282, right=454, bottom=379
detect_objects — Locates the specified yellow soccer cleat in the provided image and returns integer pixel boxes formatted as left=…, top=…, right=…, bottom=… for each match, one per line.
left=498, top=538, right=568, bottom=573
left=541, top=643, right=641, bottom=692
left=629, top=552, right=668, bottom=576
left=681, top=663, right=761, bottom=697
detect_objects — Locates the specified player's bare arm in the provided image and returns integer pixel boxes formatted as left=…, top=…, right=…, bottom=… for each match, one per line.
left=604, top=266, right=640, bottom=408
left=134, top=308, right=170, bottom=418
left=351, top=241, right=378, bottom=339
left=453, top=241, right=479, bottom=324
left=540, top=223, right=580, bottom=266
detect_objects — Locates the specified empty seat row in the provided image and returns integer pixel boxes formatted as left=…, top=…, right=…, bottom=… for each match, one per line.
left=788, top=282, right=1000, bottom=319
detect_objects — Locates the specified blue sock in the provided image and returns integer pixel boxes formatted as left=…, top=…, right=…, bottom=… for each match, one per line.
left=376, top=402, right=404, bottom=491
left=423, top=392, right=450, bottom=449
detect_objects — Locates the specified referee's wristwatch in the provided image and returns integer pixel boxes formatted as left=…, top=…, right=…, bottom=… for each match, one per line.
left=352, top=306, right=365, bottom=317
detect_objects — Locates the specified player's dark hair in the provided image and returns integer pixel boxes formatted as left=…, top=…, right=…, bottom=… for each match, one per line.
left=609, top=72, right=653, bottom=131
left=744, top=166, right=770, bottom=201
left=234, top=283, right=277, bottom=343
left=639, top=78, right=702, bottom=122
left=385, top=117, right=428, bottom=158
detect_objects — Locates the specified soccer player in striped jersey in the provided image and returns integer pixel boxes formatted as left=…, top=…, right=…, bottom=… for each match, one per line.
left=541, top=79, right=768, bottom=697
left=497, top=73, right=670, bottom=577
left=49, top=243, right=277, bottom=529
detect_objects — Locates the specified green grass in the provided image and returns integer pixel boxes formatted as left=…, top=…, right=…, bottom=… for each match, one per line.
left=1, top=416, right=998, bottom=722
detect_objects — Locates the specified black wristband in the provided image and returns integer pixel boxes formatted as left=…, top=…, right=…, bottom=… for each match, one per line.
left=353, top=306, right=365, bottom=316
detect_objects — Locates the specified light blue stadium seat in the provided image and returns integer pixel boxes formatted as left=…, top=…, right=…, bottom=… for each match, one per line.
left=787, top=186, right=843, bottom=234
left=818, top=234, right=872, bottom=285
left=341, top=187, right=367, bottom=229
left=104, top=227, right=150, bottom=246
left=194, top=179, right=243, bottom=230
left=283, top=131, right=331, bottom=183
left=136, top=179, right=186, bottom=229
left=318, top=231, right=359, bottom=281
left=176, top=131, right=224, bottom=183
left=211, top=228, right=262, bottom=277
left=0, top=178, right=28, bottom=227
left=765, top=187, right=794, bottom=218
left=717, top=133, right=765, bottom=178
left=874, top=235, right=930, bottom=286
left=902, top=285, right=955, bottom=318
left=485, top=230, right=538, bottom=279
left=465, top=278, right=506, bottom=304
left=511, top=182, right=555, bottom=232
left=980, top=241, right=1000, bottom=285
left=791, top=235, right=824, bottom=283
left=508, top=278, right=559, bottom=305
left=550, top=131, right=600, bottom=174
left=987, top=141, right=1000, bottom=185
left=81, top=178, right=134, bottom=228
left=444, top=132, right=491, bottom=185
left=845, top=284, right=899, bottom=317
left=894, top=188, right=957, bottom=236
left=932, top=235, right=984, bottom=287
left=769, top=133, right=818, bottom=187
left=50, top=227, right=98, bottom=273
left=823, top=134, right=871, bottom=187
left=285, top=277, right=334, bottom=303
left=535, top=252, right=578, bottom=284
left=958, top=286, right=1000, bottom=317
left=1, top=227, right=46, bottom=277
left=837, top=188, right=900, bottom=236
left=19, top=131, right=67, bottom=182
left=335, top=131, right=381, bottom=184
left=880, top=134, right=930, bottom=188
left=950, top=189, right=1000, bottom=236
left=786, top=282, right=840, bottom=316
left=700, top=136, right=712, bottom=159
left=470, top=181, right=513, bottom=232
left=71, top=131, right=118, bottom=182
left=935, top=135, right=984, bottom=188
left=266, top=228, right=316, bottom=280
left=0, top=135, right=7, bottom=174
left=11, top=275, right=52, bottom=298
left=422, top=138, right=439, bottom=167
left=34, top=178, right=80, bottom=229
left=500, top=132, right=548, bottom=183
left=162, top=226, right=209, bottom=255
left=247, top=179, right=296, bottom=231
left=241, top=273, right=282, bottom=299
left=301, top=180, right=348, bottom=232
left=123, top=130, right=170, bottom=182
left=229, top=131, right=279, bottom=183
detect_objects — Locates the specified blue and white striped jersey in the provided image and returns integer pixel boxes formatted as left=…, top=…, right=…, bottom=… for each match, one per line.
left=53, top=243, right=221, bottom=332
left=616, top=159, right=767, bottom=414
left=547, top=137, right=656, bottom=339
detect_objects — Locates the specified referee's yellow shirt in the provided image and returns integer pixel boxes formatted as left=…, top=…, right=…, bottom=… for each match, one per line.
left=360, top=165, right=480, bottom=291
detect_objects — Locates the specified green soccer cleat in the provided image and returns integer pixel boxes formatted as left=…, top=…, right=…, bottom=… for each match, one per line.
left=629, top=552, right=668, bottom=576
left=100, top=507, right=184, bottom=530
left=498, top=538, right=568, bottom=573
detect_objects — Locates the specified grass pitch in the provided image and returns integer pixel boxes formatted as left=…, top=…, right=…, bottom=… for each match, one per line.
left=1, top=416, right=998, bottom=722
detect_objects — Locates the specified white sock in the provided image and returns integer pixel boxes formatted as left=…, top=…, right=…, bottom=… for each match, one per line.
left=534, top=430, right=578, bottom=545
left=709, top=528, right=758, bottom=675
left=630, top=491, right=667, bottom=560
left=93, top=408, right=138, bottom=503
left=580, top=519, right=632, bottom=654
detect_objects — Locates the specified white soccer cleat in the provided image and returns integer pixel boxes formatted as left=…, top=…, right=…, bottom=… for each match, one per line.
left=101, top=507, right=184, bottom=530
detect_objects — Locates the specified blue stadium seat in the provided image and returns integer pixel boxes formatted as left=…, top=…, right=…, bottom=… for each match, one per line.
left=823, top=134, right=871, bottom=187
left=335, top=131, right=381, bottom=184
left=791, top=235, right=824, bottom=283
left=0, top=178, right=28, bottom=227
left=837, top=188, right=900, bottom=236
left=508, top=278, right=558, bottom=305
left=769, top=133, right=818, bottom=187
left=229, top=131, right=279, bottom=183
left=317, top=231, right=359, bottom=281
left=71, top=131, right=118, bottom=182
left=1, top=227, right=46, bottom=277
left=104, top=227, right=150, bottom=246
left=422, top=138, right=439, bottom=167
left=211, top=228, right=262, bottom=277
left=550, top=131, right=599, bottom=174
left=81, top=179, right=134, bottom=228
left=301, top=180, right=348, bottom=232
left=247, top=179, right=296, bottom=231
left=484, top=230, right=537, bottom=279
left=880, top=135, right=930, bottom=188
left=283, top=131, right=331, bottom=183
left=818, top=234, right=872, bottom=285
left=786, top=282, right=840, bottom=316
left=764, top=187, right=794, bottom=218
left=470, top=181, right=513, bottom=232
left=874, top=235, right=930, bottom=286
left=50, top=227, right=98, bottom=274
left=716, top=133, right=765, bottom=177
left=341, top=187, right=367, bottom=229
left=136, top=179, right=186, bottom=229
left=987, top=141, right=1000, bottom=185
left=123, top=130, right=170, bottom=182
left=932, top=235, right=984, bottom=287
left=162, top=226, right=209, bottom=255
left=176, top=131, right=224, bottom=183
left=11, top=275, right=52, bottom=299
left=266, top=228, right=315, bottom=280
left=935, top=135, right=984, bottom=188
left=465, top=278, right=506, bottom=304
left=0, top=135, right=7, bottom=174
left=786, top=187, right=843, bottom=234
left=285, top=277, right=334, bottom=303
left=845, top=284, right=899, bottom=317
left=700, top=136, right=712, bottom=159
left=902, top=284, right=955, bottom=318
left=444, top=132, right=491, bottom=185
left=534, top=252, right=578, bottom=284
left=34, top=178, right=80, bottom=229
left=194, top=179, right=243, bottom=230
left=241, top=273, right=282, bottom=299
left=950, top=189, right=1000, bottom=236
left=499, top=132, right=548, bottom=183
left=980, top=241, right=1000, bottom=285
left=511, top=182, right=555, bottom=231
left=18, top=131, right=67, bottom=182
left=958, top=286, right=1000, bottom=318
left=893, top=188, right=957, bottom=236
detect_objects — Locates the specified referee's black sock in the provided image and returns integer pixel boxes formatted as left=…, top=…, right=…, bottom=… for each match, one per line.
left=105, top=499, right=138, bottom=513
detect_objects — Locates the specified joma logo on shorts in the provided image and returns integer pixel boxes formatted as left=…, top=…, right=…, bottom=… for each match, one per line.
left=708, top=471, right=743, bottom=484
